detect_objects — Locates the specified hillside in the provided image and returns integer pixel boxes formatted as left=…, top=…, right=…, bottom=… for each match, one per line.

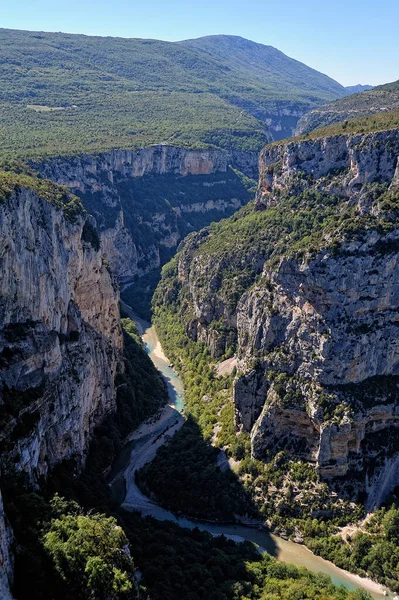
left=288, top=106, right=399, bottom=143
left=345, top=84, right=373, bottom=94
left=150, top=124, right=399, bottom=556
left=296, top=79, right=399, bottom=134
left=0, top=29, right=347, bottom=158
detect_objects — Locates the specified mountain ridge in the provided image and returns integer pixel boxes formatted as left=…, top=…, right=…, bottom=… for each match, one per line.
left=0, top=28, right=347, bottom=158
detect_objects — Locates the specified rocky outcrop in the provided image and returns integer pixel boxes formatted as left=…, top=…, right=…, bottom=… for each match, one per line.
left=0, top=185, right=122, bottom=480
left=164, top=127, right=399, bottom=505
left=33, top=146, right=257, bottom=284
left=240, top=131, right=399, bottom=487
left=257, top=129, right=399, bottom=209
left=0, top=491, right=13, bottom=599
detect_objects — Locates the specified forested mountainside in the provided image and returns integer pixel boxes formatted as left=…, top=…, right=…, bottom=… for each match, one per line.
left=0, top=29, right=348, bottom=158
left=148, top=111, right=399, bottom=590
left=296, top=79, right=399, bottom=134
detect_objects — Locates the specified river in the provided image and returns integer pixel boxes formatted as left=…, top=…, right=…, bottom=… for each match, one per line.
left=109, top=301, right=394, bottom=600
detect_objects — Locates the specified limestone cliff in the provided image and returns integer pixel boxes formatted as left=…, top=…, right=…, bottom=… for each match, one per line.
left=0, top=180, right=122, bottom=479
left=0, top=177, right=123, bottom=595
left=159, top=128, right=399, bottom=508
left=33, top=145, right=257, bottom=284
left=0, top=491, right=13, bottom=600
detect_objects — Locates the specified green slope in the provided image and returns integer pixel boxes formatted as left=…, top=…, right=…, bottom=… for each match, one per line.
left=0, top=29, right=346, bottom=159
left=296, top=79, right=399, bottom=134
left=180, top=35, right=346, bottom=101
left=290, top=107, right=399, bottom=142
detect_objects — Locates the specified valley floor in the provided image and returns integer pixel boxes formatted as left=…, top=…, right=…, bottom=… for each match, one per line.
left=110, top=304, right=394, bottom=600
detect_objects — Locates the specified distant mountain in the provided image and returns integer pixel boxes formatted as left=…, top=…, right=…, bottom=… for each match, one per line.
left=345, top=84, right=373, bottom=94
left=180, top=35, right=345, bottom=100
left=296, top=79, right=399, bottom=134
left=0, top=29, right=347, bottom=159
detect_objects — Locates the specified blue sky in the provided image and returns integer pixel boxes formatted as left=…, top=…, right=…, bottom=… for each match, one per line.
left=2, top=0, right=398, bottom=86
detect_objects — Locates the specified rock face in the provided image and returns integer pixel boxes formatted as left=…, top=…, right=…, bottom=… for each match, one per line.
left=0, top=491, right=13, bottom=600
left=0, top=183, right=123, bottom=597
left=0, top=185, right=122, bottom=480
left=166, top=128, right=399, bottom=505
left=257, top=129, right=399, bottom=208
left=33, top=145, right=257, bottom=284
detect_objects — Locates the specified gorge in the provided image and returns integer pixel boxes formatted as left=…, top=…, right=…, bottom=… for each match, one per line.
left=1, top=25, right=399, bottom=600
left=108, top=302, right=394, bottom=599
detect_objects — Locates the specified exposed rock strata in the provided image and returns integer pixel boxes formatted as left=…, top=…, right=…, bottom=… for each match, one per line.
left=257, top=129, right=399, bottom=209
left=0, top=184, right=123, bottom=595
left=168, top=128, right=399, bottom=505
left=0, top=186, right=122, bottom=479
left=33, top=145, right=257, bottom=283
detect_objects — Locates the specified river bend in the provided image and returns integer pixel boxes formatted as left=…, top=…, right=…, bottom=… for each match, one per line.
left=108, top=301, right=393, bottom=600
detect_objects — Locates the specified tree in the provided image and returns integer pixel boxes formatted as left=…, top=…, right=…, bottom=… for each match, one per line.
left=43, top=500, right=137, bottom=600
left=382, top=507, right=399, bottom=541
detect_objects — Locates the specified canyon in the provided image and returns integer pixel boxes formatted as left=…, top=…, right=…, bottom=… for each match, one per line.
left=2, top=23, right=399, bottom=600
left=33, top=145, right=258, bottom=284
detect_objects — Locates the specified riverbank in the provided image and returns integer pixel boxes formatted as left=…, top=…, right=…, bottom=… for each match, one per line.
left=110, top=303, right=393, bottom=599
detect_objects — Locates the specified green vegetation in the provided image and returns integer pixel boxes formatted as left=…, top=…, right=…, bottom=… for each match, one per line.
left=0, top=92, right=266, bottom=158
left=296, top=79, right=399, bottom=135
left=0, top=29, right=346, bottom=158
left=295, top=107, right=399, bottom=141
left=137, top=416, right=255, bottom=520
left=151, top=289, right=246, bottom=450
left=0, top=168, right=85, bottom=221
left=3, top=479, right=370, bottom=600
left=86, top=316, right=168, bottom=473
left=43, top=497, right=137, bottom=600
left=307, top=505, right=399, bottom=592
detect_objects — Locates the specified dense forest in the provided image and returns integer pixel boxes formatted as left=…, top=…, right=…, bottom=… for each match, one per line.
left=0, top=29, right=347, bottom=158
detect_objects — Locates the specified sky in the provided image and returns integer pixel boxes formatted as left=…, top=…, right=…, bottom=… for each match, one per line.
left=2, top=0, right=398, bottom=87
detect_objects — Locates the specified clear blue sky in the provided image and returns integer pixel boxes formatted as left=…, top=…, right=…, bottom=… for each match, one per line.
left=2, top=0, right=398, bottom=86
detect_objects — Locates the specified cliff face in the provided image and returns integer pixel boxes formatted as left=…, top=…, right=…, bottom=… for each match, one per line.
left=33, top=145, right=257, bottom=284
left=0, top=181, right=123, bottom=596
left=257, top=129, right=399, bottom=207
left=0, top=185, right=122, bottom=480
left=0, top=491, right=13, bottom=600
left=163, top=129, right=399, bottom=507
